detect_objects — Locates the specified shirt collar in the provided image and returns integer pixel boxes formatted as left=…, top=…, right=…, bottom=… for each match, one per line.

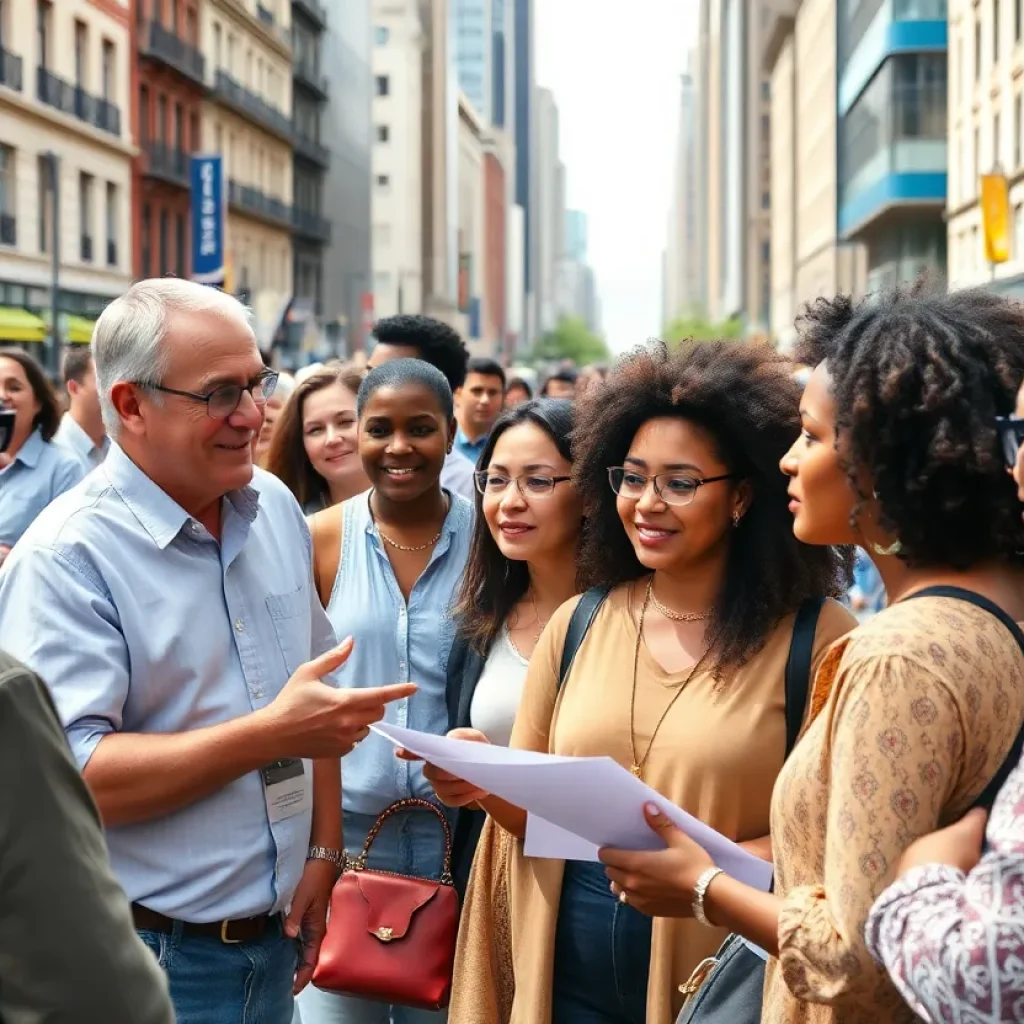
left=58, top=414, right=98, bottom=460
left=456, top=426, right=488, bottom=451
left=102, top=443, right=261, bottom=550
left=14, top=428, right=45, bottom=469
left=362, top=489, right=463, bottom=546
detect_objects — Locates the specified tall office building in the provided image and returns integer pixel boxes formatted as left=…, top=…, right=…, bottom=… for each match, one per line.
left=534, top=86, right=563, bottom=336
left=321, top=0, right=373, bottom=354
left=836, top=0, right=947, bottom=293
left=663, top=62, right=701, bottom=325
left=947, top=1, right=1024, bottom=296
left=513, top=0, right=535, bottom=348
left=454, top=0, right=492, bottom=123
left=565, top=208, right=587, bottom=262
left=0, top=0, right=133, bottom=350
left=764, top=0, right=866, bottom=350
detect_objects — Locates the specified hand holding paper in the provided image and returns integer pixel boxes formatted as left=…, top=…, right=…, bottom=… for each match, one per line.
left=371, top=722, right=773, bottom=891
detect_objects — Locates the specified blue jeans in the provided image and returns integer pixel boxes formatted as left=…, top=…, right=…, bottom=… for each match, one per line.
left=551, top=861, right=653, bottom=1024
left=139, top=919, right=297, bottom=1024
left=294, top=810, right=452, bottom=1024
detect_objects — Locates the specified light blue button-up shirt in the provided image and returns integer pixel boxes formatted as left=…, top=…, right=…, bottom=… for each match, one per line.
left=0, top=428, right=86, bottom=547
left=54, top=412, right=110, bottom=469
left=440, top=449, right=476, bottom=500
left=454, top=427, right=488, bottom=468
left=326, top=490, right=473, bottom=816
left=0, top=444, right=337, bottom=922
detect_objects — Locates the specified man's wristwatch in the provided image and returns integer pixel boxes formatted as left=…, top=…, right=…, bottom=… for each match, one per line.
left=692, top=866, right=725, bottom=926
left=307, top=846, right=345, bottom=870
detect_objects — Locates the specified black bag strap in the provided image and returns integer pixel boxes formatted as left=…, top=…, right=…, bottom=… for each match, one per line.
left=558, top=587, right=611, bottom=689
left=904, top=585, right=1024, bottom=812
left=784, top=597, right=826, bottom=756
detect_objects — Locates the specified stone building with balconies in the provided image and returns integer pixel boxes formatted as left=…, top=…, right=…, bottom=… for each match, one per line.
left=201, top=0, right=294, bottom=319
left=0, top=0, right=134, bottom=352
left=134, top=0, right=206, bottom=280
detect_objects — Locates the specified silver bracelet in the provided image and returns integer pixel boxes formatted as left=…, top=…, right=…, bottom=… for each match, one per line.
left=692, top=866, right=725, bottom=926
left=307, top=846, right=345, bottom=869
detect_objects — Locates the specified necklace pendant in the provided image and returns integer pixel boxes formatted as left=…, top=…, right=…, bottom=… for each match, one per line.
left=629, top=763, right=643, bottom=780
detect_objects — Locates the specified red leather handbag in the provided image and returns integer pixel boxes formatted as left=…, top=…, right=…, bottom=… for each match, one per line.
left=312, top=798, right=460, bottom=1010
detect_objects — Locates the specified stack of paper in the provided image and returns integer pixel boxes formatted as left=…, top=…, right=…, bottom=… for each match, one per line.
left=370, top=723, right=773, bottom=891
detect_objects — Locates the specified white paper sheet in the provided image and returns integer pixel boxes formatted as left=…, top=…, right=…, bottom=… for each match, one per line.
left=372, top=722, right=773, bottom=891
left=525, top=814, right=601, bottom=861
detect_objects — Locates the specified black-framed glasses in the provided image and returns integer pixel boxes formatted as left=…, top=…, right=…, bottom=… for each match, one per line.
left=143, top=371, right=279, bottom=419
left=474, top=471, right=572, bottom=498
left=607, top=466, right=736, bottom=507
left=996, top=415, right=1024, bottom=469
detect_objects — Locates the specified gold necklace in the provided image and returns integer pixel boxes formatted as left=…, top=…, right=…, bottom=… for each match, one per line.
left=649, top=587, right=713, bottom=622
left=375, top=526, right=441, bottom=552
left=628, top=577, right=713, bottom=781
left=506, top=592, right=551, bottom=661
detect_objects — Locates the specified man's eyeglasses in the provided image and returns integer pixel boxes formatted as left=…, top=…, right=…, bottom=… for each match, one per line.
left=995, top=415, right=1024, bottom=469
left=143, top=371, right=279, bottom=419
left=607, top=467, right=736, bottom=507
left=474, top=471, right=572, bottom=498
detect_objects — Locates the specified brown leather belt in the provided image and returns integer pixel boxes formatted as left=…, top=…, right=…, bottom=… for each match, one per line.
left=131, top=903, right=282, bottom=944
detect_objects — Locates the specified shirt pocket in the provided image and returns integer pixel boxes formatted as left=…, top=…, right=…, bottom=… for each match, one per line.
left=266, top=586, right=310, bottom=678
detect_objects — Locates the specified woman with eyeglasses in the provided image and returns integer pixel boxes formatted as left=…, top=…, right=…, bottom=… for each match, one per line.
left=0, top=348, right=86, bottom=563
left=592, top=288, right=1024, bottom=1024
left=408, top=398, right=582, bottom=894
left=860, top=366, right=1024, bottom=1023
left=423, top=341, right=853, bottom=1024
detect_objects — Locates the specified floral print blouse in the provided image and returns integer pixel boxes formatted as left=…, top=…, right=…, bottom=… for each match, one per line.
left=865, top=750, right=1024, bottom=1023
left=761, top=596, right=1024, bottom=1024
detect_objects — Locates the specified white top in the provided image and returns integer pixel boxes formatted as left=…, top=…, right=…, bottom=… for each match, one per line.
left=469, top=624, right=530, bottom=746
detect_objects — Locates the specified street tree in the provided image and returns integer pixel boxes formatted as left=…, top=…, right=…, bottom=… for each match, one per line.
left=531, top=316, right=610, bottom=366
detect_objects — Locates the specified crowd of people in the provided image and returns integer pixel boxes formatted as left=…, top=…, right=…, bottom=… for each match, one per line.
left=2, top=277, right=1024, bottom=1024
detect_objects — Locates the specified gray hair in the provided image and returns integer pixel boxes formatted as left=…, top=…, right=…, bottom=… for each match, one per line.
left=92, top=278, right=254, bottom=437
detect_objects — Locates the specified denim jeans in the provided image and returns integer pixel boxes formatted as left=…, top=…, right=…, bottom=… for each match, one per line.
left=294, top=809, right=452, bottom=1024
left=139, top=918, right=296, bottom=1024
left=551, top=860, right=654, bottom=1024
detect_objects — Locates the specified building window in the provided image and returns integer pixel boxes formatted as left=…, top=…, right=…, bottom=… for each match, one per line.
left=995, top=0, right=1002, bottom=63
left=761, top=190, right=769, bottom=209
left=139, top=84, right=150, bottom=145
left=159, top=209, right=168, bottom=275
left=175, top=212, right=185, bottom=277
left=0, top=144, right=14, bottom=245
left=376, top=124, right=390, bottom=142
left=376, top=174, right=390, bottom=188
left=74, top=19, right=87, bottom=86
left=37, top=0, right=50, bottom=69
left=375, top=75, right=390, bottom=96
left=37, top=154, right=51, bottom=253
left=375, top=26, right=389, bottom=45
left=186, top=7, right=197, bottom=44
left=142, top=203, right=152, bottom=276
left=174, top=101, right=184, bottom=149
left=158, top=94, right=168, bottom=143
left=975, top=125, right=981, bottom=183
left=976, top=16, right=983, bottom=81
left=213, top=22, right=222, bottom=67
left=102, top=40, right=115, bottom=100
left=105, top=182, right=117, bottom=266
left=79, top=172, right=94, bottom=262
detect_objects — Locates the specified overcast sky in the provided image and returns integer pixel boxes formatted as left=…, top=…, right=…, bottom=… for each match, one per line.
left=535, top=0, right=698, bottom=353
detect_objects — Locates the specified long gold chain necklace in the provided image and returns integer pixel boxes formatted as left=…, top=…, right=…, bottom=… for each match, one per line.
left=628, top=577, right=714, bottom=781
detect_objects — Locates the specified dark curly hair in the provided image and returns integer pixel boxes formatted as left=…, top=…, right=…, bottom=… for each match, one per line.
left=371, top=315, right=469, bottom=391
left=794, top=284, right=1024, bottom=570
left=573, top=340, right=851, bottom=676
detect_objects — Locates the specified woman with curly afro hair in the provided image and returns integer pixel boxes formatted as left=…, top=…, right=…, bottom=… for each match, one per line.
left=441, top=340, right=855, bottom=1024
left=600, top=286, right=1024, bottom=1024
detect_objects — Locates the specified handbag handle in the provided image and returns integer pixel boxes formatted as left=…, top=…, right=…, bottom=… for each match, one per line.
left=348, top=798, right=455, bottom=886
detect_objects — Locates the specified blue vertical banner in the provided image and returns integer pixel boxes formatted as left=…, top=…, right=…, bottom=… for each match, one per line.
left=190, top=155, right=225, bottom=287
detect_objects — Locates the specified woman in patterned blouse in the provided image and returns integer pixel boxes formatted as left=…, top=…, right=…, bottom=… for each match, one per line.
left=598, top=286, right=1024, bottom=1024
left=862, top=371, right=1024, bottom=1023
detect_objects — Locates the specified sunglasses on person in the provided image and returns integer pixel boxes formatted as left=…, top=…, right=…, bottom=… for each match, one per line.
left=995, top=415, right=1024, bottom=470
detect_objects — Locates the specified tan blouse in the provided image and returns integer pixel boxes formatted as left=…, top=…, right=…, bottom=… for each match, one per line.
left=763, top=595, right=1024, bottom=1024
left=450, top=582, right=855, bottom=1024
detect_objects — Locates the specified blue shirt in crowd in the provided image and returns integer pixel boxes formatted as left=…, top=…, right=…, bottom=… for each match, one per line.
left=0, top=428, right=86, bottom=547
left=54, top=413, right=110, bottom=470
left=325, top=489, right=473, bottom=817
left=0, top=443, right=336, bottom=922
left=454, top=427, right=488, bottom=468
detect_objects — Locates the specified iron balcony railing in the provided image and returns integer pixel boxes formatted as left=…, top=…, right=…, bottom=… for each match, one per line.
left=140, top=21, right=205, bottom=85
left=212, top=71, right=292, bottom=141
left=0, top=47, right=23, bottom=92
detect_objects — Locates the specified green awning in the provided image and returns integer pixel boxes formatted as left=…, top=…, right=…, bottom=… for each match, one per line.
left=64, top=315, right=96, bottom=344
left=0, top=306, right=46, bottom=343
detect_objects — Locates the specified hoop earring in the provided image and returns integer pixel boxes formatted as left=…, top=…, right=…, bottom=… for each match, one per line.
left=871, top=539, right=902, bottom=557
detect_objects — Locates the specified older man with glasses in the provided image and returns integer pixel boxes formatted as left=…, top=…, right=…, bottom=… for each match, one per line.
left=0, top=278, right=415, bottom=1024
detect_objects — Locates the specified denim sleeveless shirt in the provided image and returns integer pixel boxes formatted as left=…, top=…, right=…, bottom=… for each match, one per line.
left=327, top=490, right=473, bottom=816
